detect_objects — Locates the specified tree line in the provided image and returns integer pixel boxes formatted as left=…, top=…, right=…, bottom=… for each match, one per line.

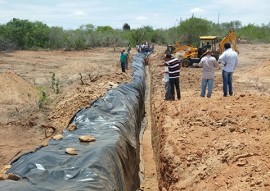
left=0, top=17, right=269, bottom=51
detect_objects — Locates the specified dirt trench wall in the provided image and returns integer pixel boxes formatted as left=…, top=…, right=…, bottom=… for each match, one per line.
left=149, top=62, right=176, bottom=191
left=150, top=97, right=164, bottom=190
left=0, top=53, right=148, bottom=191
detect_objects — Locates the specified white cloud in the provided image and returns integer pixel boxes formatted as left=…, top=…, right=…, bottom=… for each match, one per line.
left=0, top=0, right=269, bottom=29
left=190, top=7, right=205, bottom=13
left=136, top=16, right=148, bottom=21
left=72, top=11, right=87, bottom=16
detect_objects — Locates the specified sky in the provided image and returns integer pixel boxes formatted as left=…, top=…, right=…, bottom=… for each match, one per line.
left=0, top=0, right=269, bottom=30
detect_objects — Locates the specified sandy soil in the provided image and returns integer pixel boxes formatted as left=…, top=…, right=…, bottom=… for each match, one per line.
left=0, top=43, right=270, bottom=191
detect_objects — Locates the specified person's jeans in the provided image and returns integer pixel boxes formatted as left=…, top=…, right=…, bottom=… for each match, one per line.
left=222, top=70, right=233, bottom=96
left=121, top=62, right=126, bottom=72
left=200, top=79, right=214, bottom=98
left=169, top=78, right=181, bottom=100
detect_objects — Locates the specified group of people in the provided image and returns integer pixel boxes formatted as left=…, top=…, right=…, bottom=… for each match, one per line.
left=119, top=42, right=238, bottom=99
left=120, top=43, right=155, bottom=73
left=136, top=42, right=154, bottom=53
left=162, top=42, right=239, bottom=100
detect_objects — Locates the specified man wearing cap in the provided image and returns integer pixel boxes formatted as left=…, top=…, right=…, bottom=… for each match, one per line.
left=164, top=54, right=181, bottom=100
left=199, top=49, right=218, bottom=98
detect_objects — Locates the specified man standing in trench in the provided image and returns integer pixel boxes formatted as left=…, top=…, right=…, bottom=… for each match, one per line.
left=218, top=43, right=239, bottom=96
left=164, top=54, right=181, bottom=100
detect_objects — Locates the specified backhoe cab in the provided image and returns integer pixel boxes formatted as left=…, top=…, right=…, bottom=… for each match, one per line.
left=193, top=36, right=220, bottom=66
left=199, top=36, right=219, bottom=57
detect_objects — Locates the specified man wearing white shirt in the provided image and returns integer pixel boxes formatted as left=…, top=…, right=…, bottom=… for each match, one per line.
left=218, top=43, right=239, bottom=96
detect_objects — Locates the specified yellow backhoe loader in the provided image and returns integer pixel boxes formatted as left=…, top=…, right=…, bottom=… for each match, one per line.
left=166, top=30, right=239, bottom=67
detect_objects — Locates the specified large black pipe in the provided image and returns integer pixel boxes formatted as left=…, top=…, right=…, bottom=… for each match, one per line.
left=0, top=52, right=149, bottom=191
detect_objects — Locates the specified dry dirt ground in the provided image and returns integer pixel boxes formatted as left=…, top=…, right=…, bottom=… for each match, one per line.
left=0, top=44, right=270, bottom=191
left=0, top=48, right=132, bottom=171
left=148, top=44, right=270, bottom=191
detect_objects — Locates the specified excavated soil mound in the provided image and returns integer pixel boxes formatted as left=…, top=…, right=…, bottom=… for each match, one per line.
left=237, top=60, right=270, bottom=92
left=0, top=70, right=39, bottom=105
left=244, top=59, right=270, bottom=78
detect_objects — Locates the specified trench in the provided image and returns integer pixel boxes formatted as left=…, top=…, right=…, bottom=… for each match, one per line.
left=139, top=63, right=159, bottom=190
left=0, top=52, right=160, bottom=191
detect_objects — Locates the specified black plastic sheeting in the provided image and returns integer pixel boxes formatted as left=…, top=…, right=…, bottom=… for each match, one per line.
left=0, top=52, right=149, bottom=191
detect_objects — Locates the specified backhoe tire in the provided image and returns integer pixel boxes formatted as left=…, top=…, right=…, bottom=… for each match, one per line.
left=182, top=59, right=190, bottom=68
